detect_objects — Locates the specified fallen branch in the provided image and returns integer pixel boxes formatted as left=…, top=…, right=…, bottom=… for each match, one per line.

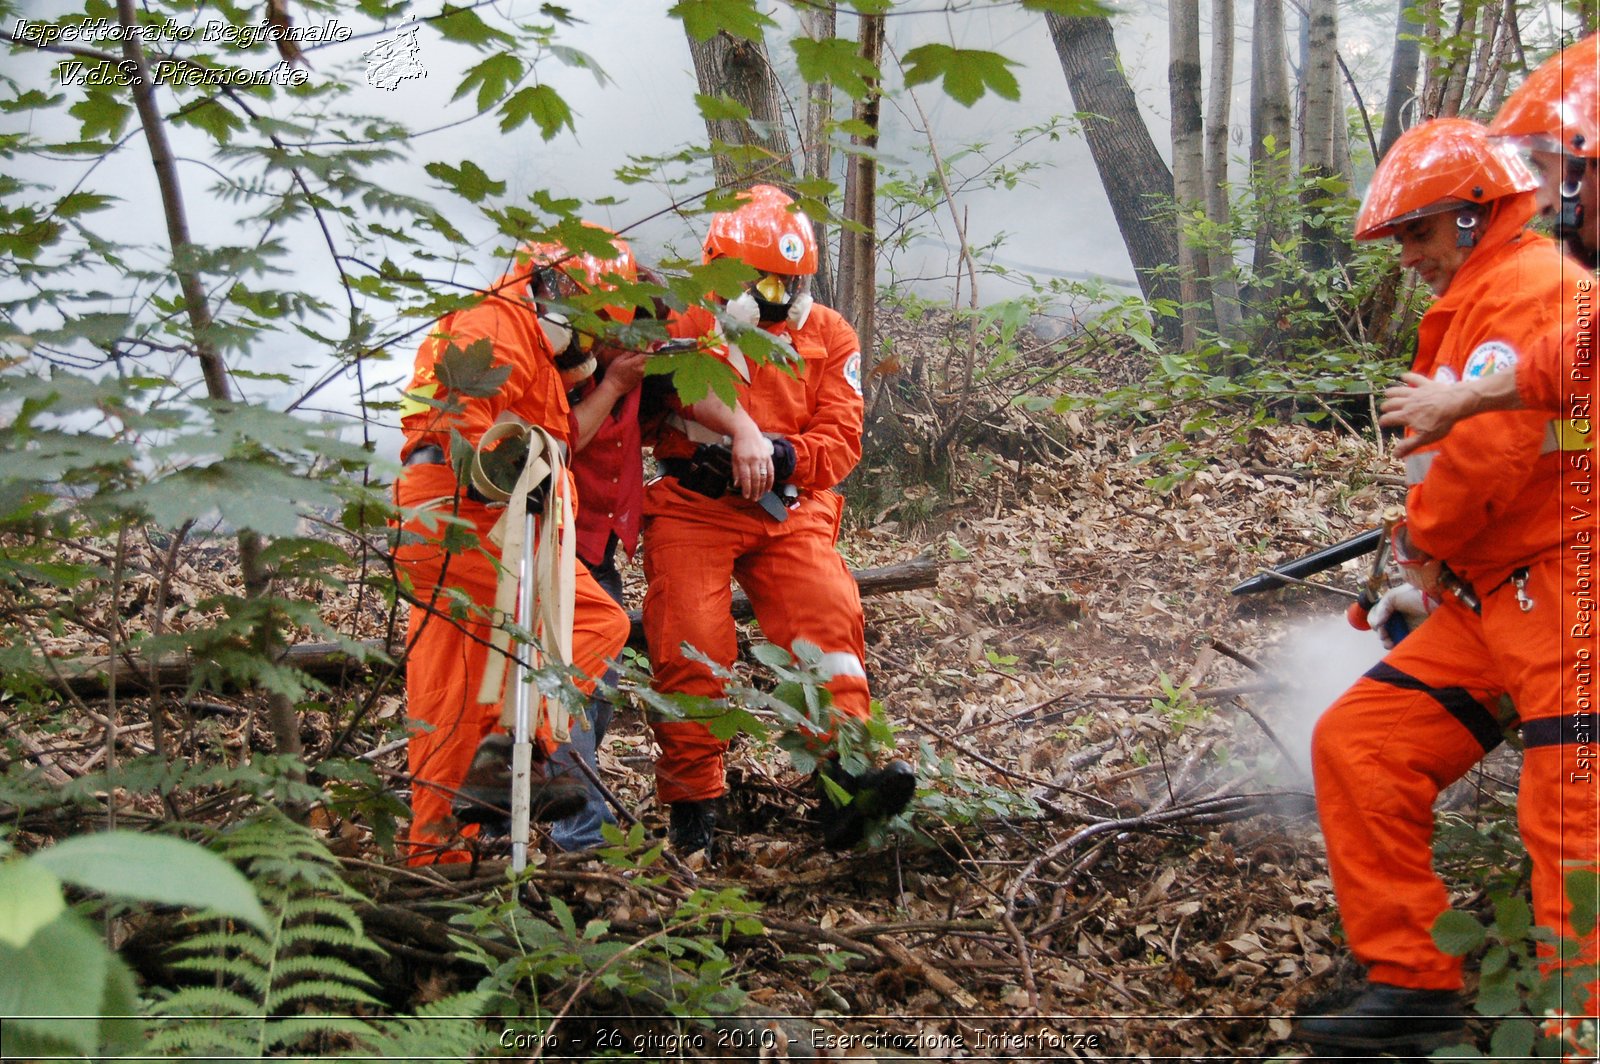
left=33, top=558, right=941, bottom=699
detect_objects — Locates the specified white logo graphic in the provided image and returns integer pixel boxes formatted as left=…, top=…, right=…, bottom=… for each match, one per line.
left=843, top=352, right=862, bottom=395
left=778, top=233, right=805, bottom=263
left=1433, top=366, right=1458, bottom=384
left=364, top=20, right=426, bottom=91
left=1463, top=340, right=1518, bottom=380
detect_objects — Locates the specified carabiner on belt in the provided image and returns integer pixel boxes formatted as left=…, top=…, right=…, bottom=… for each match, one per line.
left=1510, top=567, right=1535, bottom=613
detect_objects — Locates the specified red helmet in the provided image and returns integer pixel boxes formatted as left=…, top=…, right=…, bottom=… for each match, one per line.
left=702, top=185, right=819, bottom=276
left=1490, top=34, right=1600, bottom=159
left=517, top=224, right=638, bottom=324
left=1354, top=117, right=1538, bottom=240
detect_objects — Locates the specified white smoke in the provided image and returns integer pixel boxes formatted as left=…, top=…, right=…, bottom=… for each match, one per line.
left=1258, top=615, right=1388, bottom=787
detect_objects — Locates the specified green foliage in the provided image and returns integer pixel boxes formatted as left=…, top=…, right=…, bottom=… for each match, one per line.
left=0, top=828, right=264, bottom=1059
left=145, top=811, right=498, bottom=1059
left=901, top=44, right=1021, bottom=106
left=447, top=836, right=760, bottom=1040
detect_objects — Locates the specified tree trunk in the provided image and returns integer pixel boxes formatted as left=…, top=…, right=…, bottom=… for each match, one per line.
left=684, top=29, right=797, bottom=189
left=1170, top=0, right=1211, bottom=350
left=116, top=0, right=302, bottom=771
left=1298, top=0, right=1339, bottom=274
left=1249, top=0, right=1291, bottom=305
left=1205, top=0, right=1244, bottom=347
left=1378, top=0, right=1422, bottom=157
left=797, top=2, right=837, bottom=307
left=836, top=11, right=884, bottom=378
left=1045, top=13, right=1182, bottom=350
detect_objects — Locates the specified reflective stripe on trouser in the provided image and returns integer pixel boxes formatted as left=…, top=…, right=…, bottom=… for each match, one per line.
left=393, top=464, right=630, bottom=864
left=642, top=488, right=869, bottom=805
left=1311, top=557, right=1598, bottom=992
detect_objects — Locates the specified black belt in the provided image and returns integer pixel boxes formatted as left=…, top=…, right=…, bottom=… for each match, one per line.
left=658, top=458, right=796, bottom=522
left=404, top=443, right=446, bottom=466
left=402, top=443, right=497, bottom=504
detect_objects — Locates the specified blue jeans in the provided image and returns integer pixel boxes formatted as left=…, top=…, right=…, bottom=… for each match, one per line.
left=550, top=542, right=624, bottom=852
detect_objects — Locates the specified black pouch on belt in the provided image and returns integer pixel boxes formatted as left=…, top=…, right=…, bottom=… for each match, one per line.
left=673, top=443, right=735, bottom=499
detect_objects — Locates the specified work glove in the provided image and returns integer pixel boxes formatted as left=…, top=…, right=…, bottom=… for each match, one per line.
left=1367, top=585, right=1433, bottom=650
left=770, top=437, right=796, bottom=482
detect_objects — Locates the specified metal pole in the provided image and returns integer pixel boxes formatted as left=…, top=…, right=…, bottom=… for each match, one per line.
left=510, top=509, right=537, bottom=873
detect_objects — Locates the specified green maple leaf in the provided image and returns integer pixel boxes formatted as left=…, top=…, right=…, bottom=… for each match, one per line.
left=791, top=37, right=878, bottom=100
left=500, top=84, right=574, bottom=139
left=424, top=160, right=506, bottom=204
left=454, top=52, right=523, bottom=111
left=434, top=338, right=510, bottom=398
left=901, top=44, right=1021, bottom=107
left=670, top=0, right=777, bottom=43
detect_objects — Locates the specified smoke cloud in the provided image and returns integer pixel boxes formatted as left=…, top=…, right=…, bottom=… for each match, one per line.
left=1259, top=615, right=1387, bottom=787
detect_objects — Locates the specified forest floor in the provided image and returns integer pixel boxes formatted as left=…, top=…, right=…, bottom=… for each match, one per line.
left=7, top=322, right=1528, bottom=1061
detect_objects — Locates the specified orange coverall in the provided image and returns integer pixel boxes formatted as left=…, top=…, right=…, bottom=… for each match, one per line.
left=644, top=302, right=868, bottom=804
left=1514, top=272, right=1595, bottom=427
left=394, top=273, right=630, bottom=864
left=1312, top=197, right=1599, bottom=999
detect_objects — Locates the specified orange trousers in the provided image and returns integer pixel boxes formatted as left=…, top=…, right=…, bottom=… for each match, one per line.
left=641, top=481, right=869, bottom=805
left=1312, top=555, right=1598, bottom=998
left=394, top=464, right=630, bottom=864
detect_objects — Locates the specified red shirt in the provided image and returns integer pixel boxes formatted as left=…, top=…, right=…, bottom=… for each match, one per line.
left=569, top=377, right=644, bottom=566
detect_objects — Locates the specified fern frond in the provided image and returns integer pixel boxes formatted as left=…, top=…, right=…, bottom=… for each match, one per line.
left=264, top=978, right=383, bottom=1011
left=261, top=1014, right=377, bottom=1045
left=178, top=929, right=274, bottom=964
left=145, top=1016, right=255, bottom=1055
left=277, top=894, right=371, bottom=935
left=268, top=954, right=379, bottom=989
left=147, top=984, right=261, bottom=1018
left=356, top=991, right=499, bottom=1060
left=168, top=954, right=270, bottom=993
left=277, top=921, right=376, bottom=955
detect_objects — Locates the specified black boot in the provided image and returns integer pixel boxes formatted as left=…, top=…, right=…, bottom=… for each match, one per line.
left=815, top=758, right=916, bottom=851
left=668, top=800, right=718, bottom=859
left=1293, top=983, right=1466, bottom=1052
left=454, top=733, right=589, bottom=835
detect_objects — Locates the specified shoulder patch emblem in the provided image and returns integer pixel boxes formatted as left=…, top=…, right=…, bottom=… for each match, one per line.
left=778, top=233, right=806, bottom=264
left=843, top=351, right=863, bottom=395
left=1463, top=340, right=1518, bottom=380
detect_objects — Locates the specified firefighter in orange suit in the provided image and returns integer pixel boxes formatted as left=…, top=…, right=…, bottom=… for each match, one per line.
left=1380, top=33, right=1598, bottom=450
left=1298, top=119, right=1597, bottom=1054
left=393, top=230, right=633, bottom=865
left=643, top=185, right=914, bottom=857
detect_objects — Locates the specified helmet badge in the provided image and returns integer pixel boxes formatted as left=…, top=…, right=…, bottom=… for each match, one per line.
left=778, top=233, right=806, bottom=264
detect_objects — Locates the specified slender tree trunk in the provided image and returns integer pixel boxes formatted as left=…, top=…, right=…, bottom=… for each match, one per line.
left=115, top=0, right=302, bottom=770
left=797, top=3, right=836, bottom=307
left=1206, top=0, right=1244, bottom=347
left=1170, top=0, right=1211, bottom=350
left=837, top=11, right=883, bottom=378
left=1045, top=13, right=1182, bottom=350
left=1299, top=0, right=1339, bottom=274
left=1378, top=0, right=1422, bottom=157
left=684, top=29, right=796, bottom=189
left=1249, top=0, right=1291, bottom=299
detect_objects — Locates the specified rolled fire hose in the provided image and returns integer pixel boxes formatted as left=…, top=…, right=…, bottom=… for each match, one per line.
left=470, top=420, right=576, bottom=871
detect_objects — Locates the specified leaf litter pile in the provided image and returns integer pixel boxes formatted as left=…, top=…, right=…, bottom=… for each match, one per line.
left=2, top=348, right=1529, bottom=1061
